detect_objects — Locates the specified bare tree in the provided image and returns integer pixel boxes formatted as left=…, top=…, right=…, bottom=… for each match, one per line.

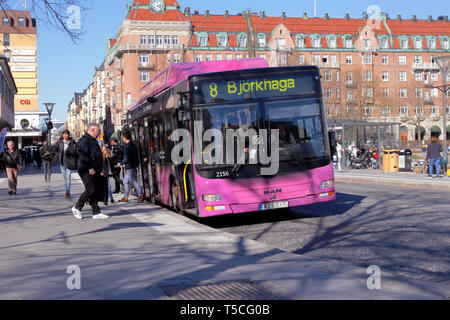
left=0, top=0, right=92, bottom=43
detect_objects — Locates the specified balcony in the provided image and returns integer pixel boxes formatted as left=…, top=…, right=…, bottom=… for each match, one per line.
left=423, top=97, right=434, bottom=105
left=312, top=61, right=340, bottom=69
left=345, top=80, right=356, bottom=87
left=431, top=114, right=441, bottom=121
left=423, top=80, right=435, bottom=88
left=137, top=62, right=155, bottom=70
left=412, top=63, right=440, bottom=71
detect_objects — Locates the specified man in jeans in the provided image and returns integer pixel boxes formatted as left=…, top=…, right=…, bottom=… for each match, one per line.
left=426, top=135, right=443, bottom=178
left=118, top=131, right=144, bottom=203
left=72, top=123, right=109, bottom=219
left=53, top=130, right=76, bottom=198
left=39, top=141, right=53, bottom=182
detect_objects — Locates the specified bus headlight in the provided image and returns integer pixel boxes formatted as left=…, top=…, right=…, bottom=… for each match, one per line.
left=202, top=194, right=223, bottom=201
left=320, top=180, right=334, bottom=189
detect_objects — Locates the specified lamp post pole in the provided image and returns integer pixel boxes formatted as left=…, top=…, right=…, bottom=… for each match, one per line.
left=44, top=103, right=56, bottom=146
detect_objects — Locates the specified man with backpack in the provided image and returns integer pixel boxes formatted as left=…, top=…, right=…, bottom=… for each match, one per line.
left=53, top=130, right=77, bottom=198
left=39, top=141, right=53, bottom=182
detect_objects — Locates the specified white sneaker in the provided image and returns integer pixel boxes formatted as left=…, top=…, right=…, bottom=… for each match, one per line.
left=92, top=213, right=109, bottom=220
left=72, top=206, right=83, bottom=220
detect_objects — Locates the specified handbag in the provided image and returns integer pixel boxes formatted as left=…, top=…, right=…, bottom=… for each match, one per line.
left=440, top=156, right=448, bottom=165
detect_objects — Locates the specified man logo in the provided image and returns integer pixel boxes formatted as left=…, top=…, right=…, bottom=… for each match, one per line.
left=264, top=189, right=282, bottom=195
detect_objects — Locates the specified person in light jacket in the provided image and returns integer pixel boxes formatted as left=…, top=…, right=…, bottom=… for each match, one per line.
left=426, top=135, right=443, bottom=178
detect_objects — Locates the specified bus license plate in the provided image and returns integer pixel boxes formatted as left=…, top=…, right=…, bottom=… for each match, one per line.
left=259, top=201, right=289, bottom=211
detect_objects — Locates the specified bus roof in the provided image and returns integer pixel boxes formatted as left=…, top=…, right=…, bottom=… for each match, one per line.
left=130, top=58, right=269, bottom=112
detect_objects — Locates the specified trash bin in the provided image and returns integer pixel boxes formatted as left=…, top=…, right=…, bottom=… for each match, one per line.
left=382, top=150, right=399, bottom=172
left=398, top=149, right=412, bottom=172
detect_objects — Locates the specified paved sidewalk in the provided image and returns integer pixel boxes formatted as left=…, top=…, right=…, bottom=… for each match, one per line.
left=0, top=168, right=448, bottom=300
left=335, top=169, right=450, bottom=191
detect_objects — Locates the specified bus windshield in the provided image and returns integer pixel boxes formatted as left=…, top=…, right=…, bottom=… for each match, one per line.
left=193, top=97, right=330, bottom=179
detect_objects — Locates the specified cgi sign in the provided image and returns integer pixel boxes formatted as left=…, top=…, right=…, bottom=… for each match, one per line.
left=20, top=100, right=31, bottom=105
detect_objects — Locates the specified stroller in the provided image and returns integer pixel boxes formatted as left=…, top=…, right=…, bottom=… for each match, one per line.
left=350, top=150, right=370, bottom=169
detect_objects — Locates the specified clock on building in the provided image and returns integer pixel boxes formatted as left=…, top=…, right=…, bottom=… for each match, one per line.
left=150, top=0, right=166, bottom=13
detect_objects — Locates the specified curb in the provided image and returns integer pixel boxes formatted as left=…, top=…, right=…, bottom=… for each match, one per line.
left=335, top=175, right=450, bottom=191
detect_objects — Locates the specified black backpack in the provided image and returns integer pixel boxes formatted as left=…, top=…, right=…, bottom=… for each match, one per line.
left=65, top=141, right=79, bottom=170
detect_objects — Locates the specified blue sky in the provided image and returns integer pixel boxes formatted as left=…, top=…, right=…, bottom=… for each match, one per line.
left=36, top=0, right=449, bottom=122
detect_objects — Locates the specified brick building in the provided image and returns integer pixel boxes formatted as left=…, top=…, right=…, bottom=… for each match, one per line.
left=70, top=0, right=450, bottom=143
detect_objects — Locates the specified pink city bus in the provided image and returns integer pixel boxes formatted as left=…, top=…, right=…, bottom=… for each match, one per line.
left=126, top=58, right=335, bottom=217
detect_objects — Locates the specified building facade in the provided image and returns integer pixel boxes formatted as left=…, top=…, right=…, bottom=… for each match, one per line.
left=0, top=56, right=17, bottom=130
left=70, top=0, right=450, bottom=143
left=0, top=10, right=41, bottom=148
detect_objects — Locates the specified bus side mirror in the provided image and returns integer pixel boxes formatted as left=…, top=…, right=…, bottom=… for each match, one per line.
left=328, top=131, right=337, bottom=156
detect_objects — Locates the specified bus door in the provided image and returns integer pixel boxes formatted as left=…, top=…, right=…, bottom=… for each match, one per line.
left=138, top=122, right=151, bottom=199
left=149, top=119, right=163, bottom=201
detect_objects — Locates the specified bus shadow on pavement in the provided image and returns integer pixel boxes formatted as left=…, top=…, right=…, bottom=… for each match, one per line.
left=197, top=192, right=365, bottom=229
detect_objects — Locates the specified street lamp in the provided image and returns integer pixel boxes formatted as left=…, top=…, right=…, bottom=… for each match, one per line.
left=432, top=56, right=449, bottom=157
left=44, top=103, right=56, bottom=145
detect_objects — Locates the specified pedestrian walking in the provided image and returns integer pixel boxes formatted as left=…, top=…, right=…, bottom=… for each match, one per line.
left=426, top=135, right=443, bottom=178
left=39, top=141, right=53, bottom=182
left=102, top=145, right=115, bottom=205
left=1, top=141, right=23, bottom=195
left=109, top=138, right=124, bottom=193
left=53, top=130, right=76, bottom=198
left=336, top=140, right=343, bottom=171
left=72, top=123, right=109, bottom=220
left=118, top=131, right=145, bottom=203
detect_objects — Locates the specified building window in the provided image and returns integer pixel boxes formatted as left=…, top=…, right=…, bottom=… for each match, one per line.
left=218, top=35, right=227, bottom=47
left=172, top=35, right=179, bottom=45
left=298, top=54, right=305, bottom=64
left=429, top=38, right=436, bottom=49
left=364, top=106, right=373, bottom=117
left=380, top=38, right=388, bottom=49
left=345, top=37, right=352, bottom=48
left=313, top=37, right=321, bottom=48
left=415, top=88, right=423, bottom=98
left=430, top=72, right=439, bottom=82
left=258, top=38, right=266, bottom=48
left=399, top=88, right=407, bottom=98
left=383, top=88, right=389, bottom=98
left=3, top=17, right=8, bottom=26
left=415, top=106, right=424, bottom=116
left=335, top=71, right=340, bottom=81
left=399, top=106, right=408, bottom=116
left=195, top=53, right=202, bottom=62
left=346, top=71, right=353, bottom=81
left=236, top=54, right=242, bottom=60
left=363, top=70, right=372, bottom=82
left=346, top=55, right=352, bottom=64
left=139, top=53, right=149, bottom=63
left=148, top=35, right=155, bottom=45
left=116, top=75, right=121, bottom=85
left=382, top=71, right=389, bottom=81
left=431, top=88, right=438, bottom=98
left=414, top=55, right=422, bottom=64
left=4, top=50, right=10, bottom=62
left=226, top=53, right=232, bottom=60
left=297, top=37, right=305, bottom=48
left=140, top=35, right=147, bottom=44
left=3, top=33, right=10, bottom=46
left=216, top=54, right=222, bottom=61
left=415, top=38, right=422, bottom=49
left=382, top=55, right=388, bottom=65
left=173, top=52, right=181, bottom=62
left=335, top=88, right=340, bottom=98
left=199, top=35, right=208, bottom=47
left=399, top=71, right=407, bottom=82
left=362, top=53, right=372, bottom=64
left=156, top=35, right=163, bottom=46
left=140, top=71, right=150, bottom=82
left=324, top=71, right=332, bottom=81
left=164, top=35, right=171, bottom=46
left=443, top=38, right=449, bottom=50
left=398, top=56, right=406, bottom=65
left=313, top=54, right=320, bottom=64
left=431, top=105, right=439, bottom=115
left=382, top=106, right=390, bottom=117
left=329, top=37, right=336, bottom=48
left=363, top=39, right=371, bottom=49
left=400, top=39, right=408, bottom=49
left=205, top=53, right=212, bottom=61
left=167, top=53, right=171, bottom=63
left=238, top=36, right=247, bottom=48
left=117, top=93, right=121, bottom=104
left=18, top=18, right=25, bottom=26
